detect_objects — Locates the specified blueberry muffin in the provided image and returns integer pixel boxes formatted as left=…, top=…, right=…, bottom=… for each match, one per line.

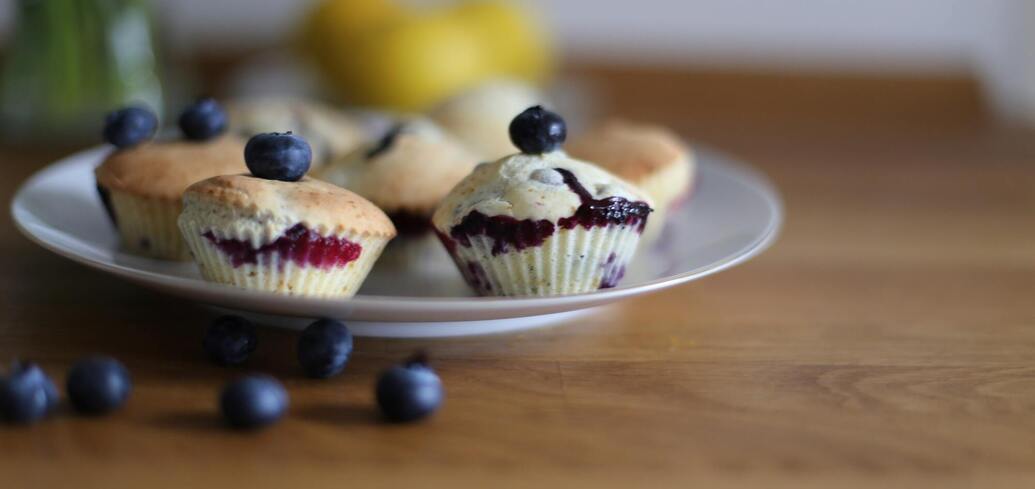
left=95, top=101, right=246, bottom=260
left=315, top=118, right=480, bottom=270
left=178, top=133, right=395, bottom=297
left=433, top=107, right=653, bottom=296
left=566, top=119, right=695, bottom=243
left=430, top=79, right=546, bottom=160
left=226, top=97, right=369, bottom=167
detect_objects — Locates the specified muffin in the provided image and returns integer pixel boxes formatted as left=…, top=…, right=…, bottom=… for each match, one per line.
left=178, top=133, right=395, bottom=297
left=226, top=97, right=369, bottom=167
left=315, top=118, right=480, bottom=270
left=566, top=119, right=695, bottom=243
left=430, top=79, right=546, bottom=160
left=95, top=135, right=246, bottom=260
left=433, top=107, right=653, bottom=296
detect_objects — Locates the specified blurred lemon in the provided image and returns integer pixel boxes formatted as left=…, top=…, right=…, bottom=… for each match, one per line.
left=450, top=0, right=553, bottom=83
left=343, top=13, right=491, bottom=111
left=301, top=0, right=553, bottom=111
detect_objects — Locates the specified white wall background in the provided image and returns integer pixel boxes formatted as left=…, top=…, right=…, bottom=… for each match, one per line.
left=1, top=0, right=1032, bottom=119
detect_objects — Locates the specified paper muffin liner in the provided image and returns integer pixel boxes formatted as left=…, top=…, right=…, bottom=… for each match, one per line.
left=105, top=189, right=191, bottom=260
left=178, top=217, right=389, bottom=298
left=443, top=224, right=643, bottom=297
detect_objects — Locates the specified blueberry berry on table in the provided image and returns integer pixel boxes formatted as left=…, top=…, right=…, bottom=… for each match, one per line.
left=203, top=315, right=257, bottom=366
left=375, top=352, right=444, bottom=423
left=297, top=318, right=353, bottom=379
left=244, top=132, right=313, bottom=182
left=508, top=105, right=566, bottom=154
left=65, top=356, right=132, bottom=415
left=0, top=360, right=59, bottom=424
left=102, top=106, right=158, bottom=149
left=178, top=97, right=228, bottom=141
left=220, top=375, right=288, bottom=430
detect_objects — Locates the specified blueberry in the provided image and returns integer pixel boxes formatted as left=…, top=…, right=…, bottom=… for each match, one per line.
left=103, top=106, right=157, bottom=148
left=66, top=356, right=131, bottom=415
left=0, top=361, right=59, bottom=424
left=178, top=97, right=228, bottom=141
left=375, top=353, right=444, bottom=423
left=297, top=318, right=353, bottom=379
left=244, top=132, right=312, bottom=182
left=508, top=105, right=566, bottom=154
left=203, top=316, right=257, bottom=366
left=220, top=375, right=288, bottom=430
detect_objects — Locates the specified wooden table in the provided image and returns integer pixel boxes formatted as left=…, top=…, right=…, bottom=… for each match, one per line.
left=2, top=67, right=1034, bottom=488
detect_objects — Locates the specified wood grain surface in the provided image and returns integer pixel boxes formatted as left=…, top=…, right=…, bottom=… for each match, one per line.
left=2, top=65, right=1035, bottom=488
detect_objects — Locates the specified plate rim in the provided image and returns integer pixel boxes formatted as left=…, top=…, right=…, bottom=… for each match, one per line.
left=10, top=145, right=783, bottom=320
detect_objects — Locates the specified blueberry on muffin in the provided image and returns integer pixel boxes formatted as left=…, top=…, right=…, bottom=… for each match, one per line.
left=226, top=97, right=370, bottom=168
left=432, top=107, right=653, bottom=296
left=95, top=102, right=246, bottom=260
left=178, top=132, right=395, bottom=297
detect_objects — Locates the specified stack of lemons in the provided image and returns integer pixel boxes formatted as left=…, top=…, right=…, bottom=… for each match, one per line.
left=301, top=0, right=553, bottom=112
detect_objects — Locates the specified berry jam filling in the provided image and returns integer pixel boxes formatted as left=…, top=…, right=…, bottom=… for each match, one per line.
left=96, top=185, right=117, bottom=227
left=387, top=211, right=433, bottom=236
left=461, top=261, right=492, bottom=294
left=554, top=168, right=652, bottom=233
left=599, top=252, right=626, bottom=289
left=203, top=224, right=362, bottom=269
left=441, top=168, right=653, bottom=259
left=446, top=210, right=555, bottom=256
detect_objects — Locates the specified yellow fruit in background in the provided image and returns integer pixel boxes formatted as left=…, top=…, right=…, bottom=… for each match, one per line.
left=299, top=0, right=554, bottom=111
left=449, top=0, right=553, bottom=83
left=300, top=0, right=408, bottom=86
left=342, top=13, right=492, bottom=111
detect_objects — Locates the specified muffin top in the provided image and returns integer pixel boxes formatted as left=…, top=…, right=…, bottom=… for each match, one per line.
left=432, top=150, right=653, bottom=229
left=430, top=80, right=546, bottom=160
left=316, top=118, right=480, bottom=215
left=182, top=174, right=396, bottom=239
left=566, top=119, right=689, bottom=183
left=226, top=97, right=369, bottom=165
left=95, top=136, right=247, bottom=200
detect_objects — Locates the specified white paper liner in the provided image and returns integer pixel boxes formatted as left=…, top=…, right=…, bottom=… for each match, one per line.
left=179, top=217, right=388, bottom=298
left=445, top=224, right=642, bottom=297
left=108, top=190, right=190, bottom=260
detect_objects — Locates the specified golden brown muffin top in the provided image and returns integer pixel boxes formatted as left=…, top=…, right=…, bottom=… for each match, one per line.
left=566, top=119, right=688, bottom=183
left=95, top=136, right=247, bottom=201
left=182, top=174, right=397, bottom=238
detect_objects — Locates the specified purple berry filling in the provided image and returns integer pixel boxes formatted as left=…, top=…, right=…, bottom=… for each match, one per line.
left=441, top=167, right=652, bottom=292
left=462, top=261, right=492, bottom=294
left=442, top=167, right=652, bottom=256
left=554, top=168, right=652, bottom=233
left=599, top=252, right=626, bottom=289
left=446, top=210, right=555, bottom=255
left=203, top=223, right=362, bottom=269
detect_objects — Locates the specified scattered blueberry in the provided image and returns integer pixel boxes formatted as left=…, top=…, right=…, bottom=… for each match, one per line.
left=375, top=352, right=444, bottom=423
left=0, top=361, right=59, bottom=424
left=244, top=132, right=312, bottom=182
left=178, top=97, right=228, bottom=140
left=508, top=105, right=566, bottom=154
left=66, top=356, right=132, bottom=415
left=203, top=316, right=257, bottom=366
left=220, top=375, right=288, bottom=430
left=297, top=319, right=353, bottom=379
left=103, top=106, right=158, bottom=148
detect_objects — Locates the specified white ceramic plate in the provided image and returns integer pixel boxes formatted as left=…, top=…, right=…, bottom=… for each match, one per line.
left=10, top=146, right=782, bottom=337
